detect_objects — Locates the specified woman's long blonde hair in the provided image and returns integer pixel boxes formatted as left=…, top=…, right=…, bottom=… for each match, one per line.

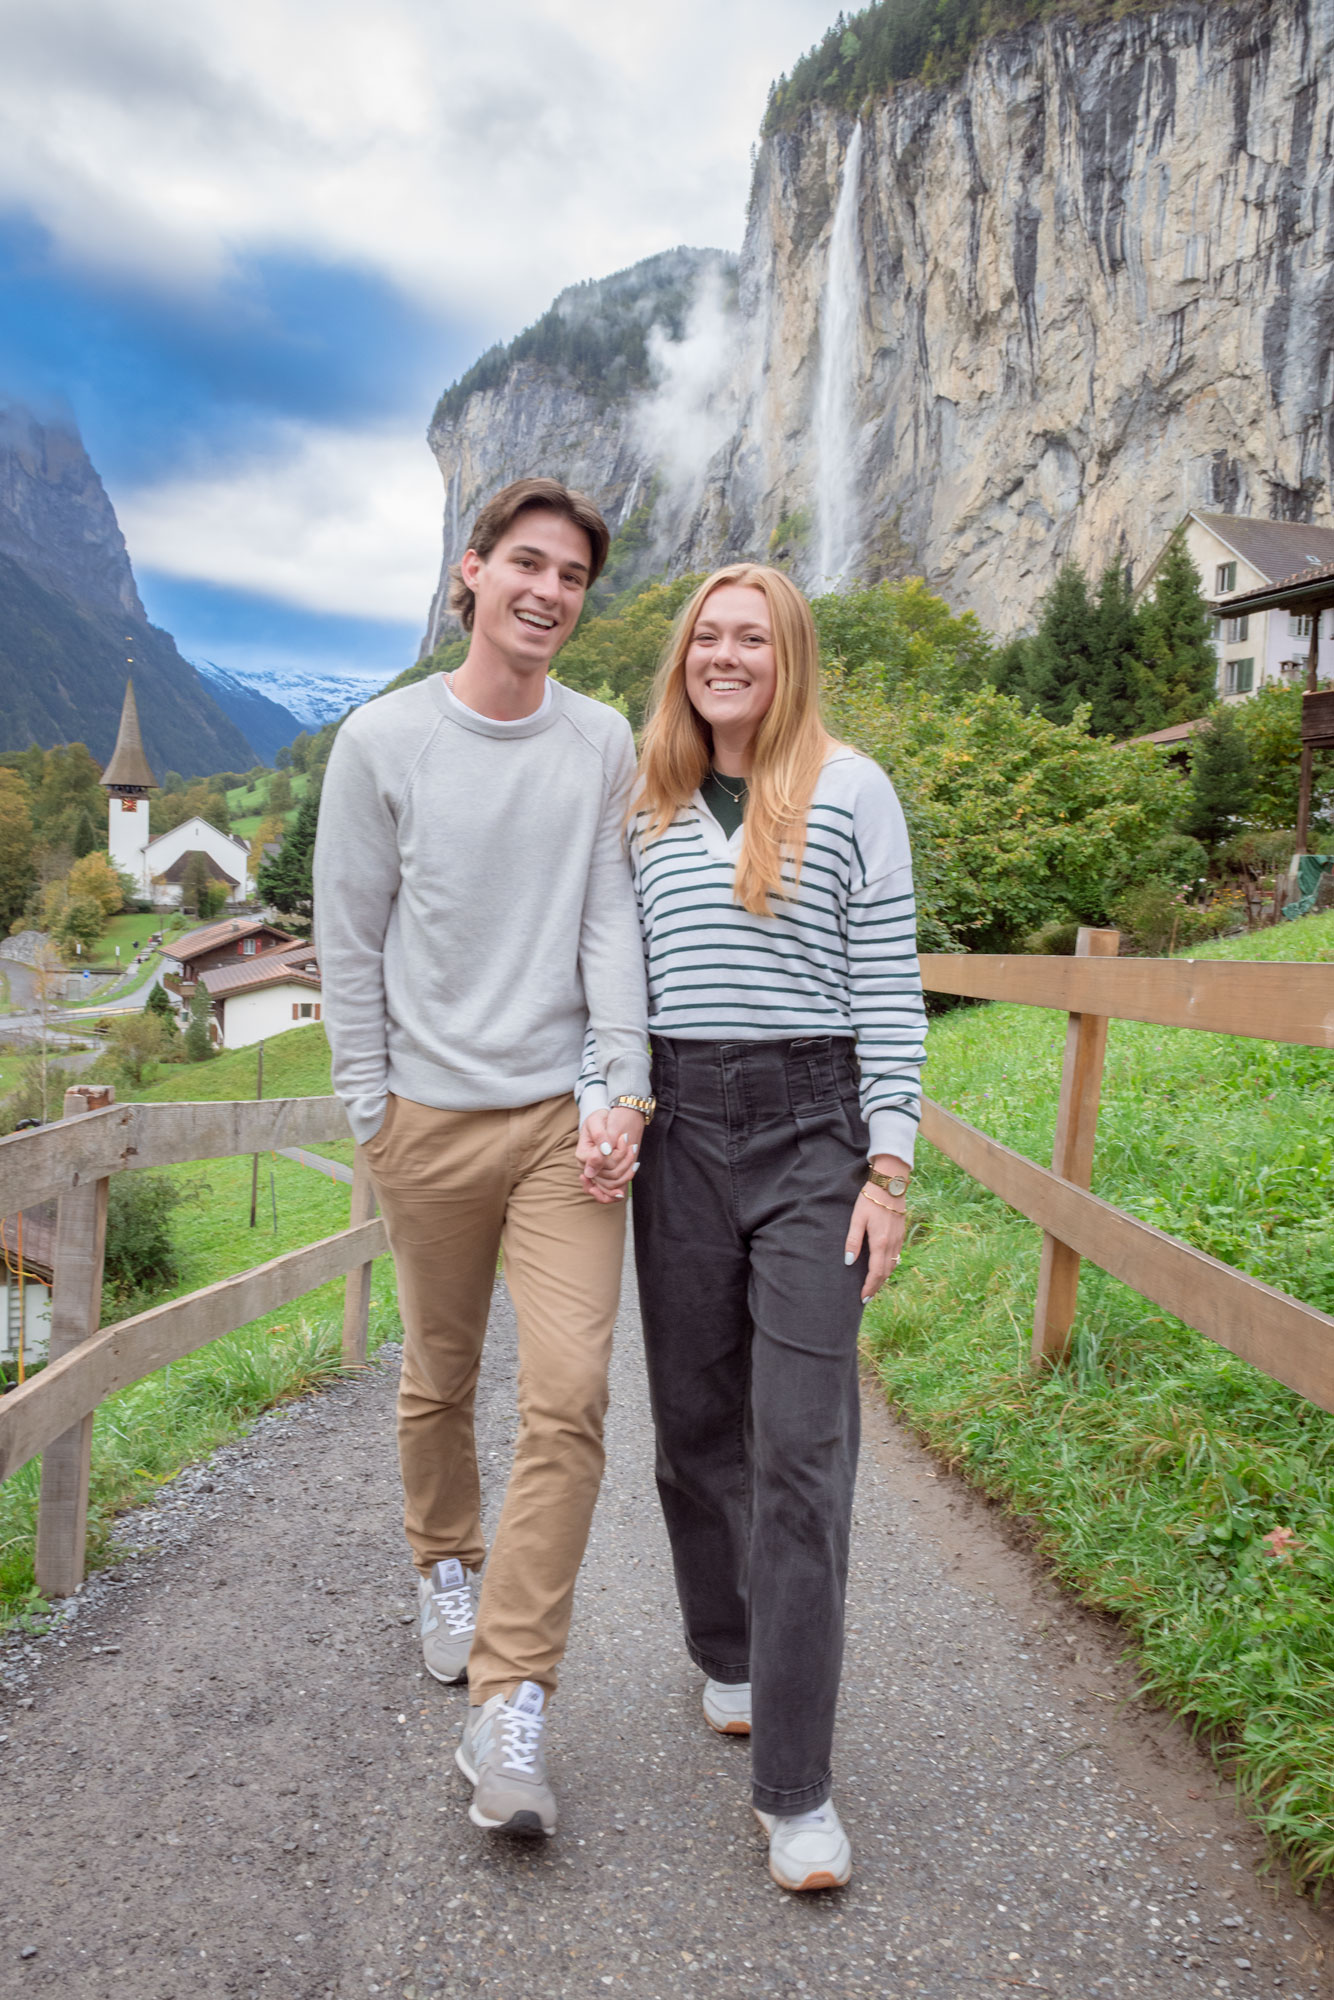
left=636, top=564, right=832, bottom=916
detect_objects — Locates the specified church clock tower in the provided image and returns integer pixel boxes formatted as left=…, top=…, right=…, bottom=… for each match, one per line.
left=101, top=679, right=157, bottom=897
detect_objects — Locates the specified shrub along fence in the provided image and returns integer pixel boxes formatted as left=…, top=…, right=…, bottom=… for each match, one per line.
left=919, top=930, right=1334, bottom=1401
left=0, top=1086, right=382, bottom=1599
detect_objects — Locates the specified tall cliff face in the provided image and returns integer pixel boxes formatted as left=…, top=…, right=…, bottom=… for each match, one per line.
left=0, top=403, right=144, bottom=619
left=0, top=405, right=258, bottom=776
left=425, top=0, right=1334, bottom=638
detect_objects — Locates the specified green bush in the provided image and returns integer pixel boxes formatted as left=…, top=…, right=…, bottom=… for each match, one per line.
left=102, top=1171, right=191, bottom=1307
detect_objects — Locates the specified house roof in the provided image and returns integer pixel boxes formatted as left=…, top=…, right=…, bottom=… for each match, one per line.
left=1120, top=717, right=1212, bottom=748
left=200, top=952, right=320, bottom=998
left=1191, top=513, right=1334, bottom=588
left=156, top=849, right=241, bottom=890
left=169, top=917, right=297, bottom=962
left=100, top=679, right=157, bottom=792
left=1219, top=555, right=1334, bottom=619
left=145, top=816, right=247, bottom=858
left=0, top=1202, right=57, bottom=1285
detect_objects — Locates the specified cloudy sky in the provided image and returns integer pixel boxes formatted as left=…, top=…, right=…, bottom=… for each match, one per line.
left=0, top=0, right=838, bottom=694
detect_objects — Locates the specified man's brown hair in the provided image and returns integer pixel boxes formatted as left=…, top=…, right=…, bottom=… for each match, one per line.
left=447, top=478, right=611, bottom=631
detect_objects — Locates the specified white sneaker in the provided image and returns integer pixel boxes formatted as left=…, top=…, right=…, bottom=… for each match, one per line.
left=754, top=1801, right=852, bottom=1891
left=418, top=1559, right=477, bottom=1684
left=702, top=1678, right=751, bottom=1735
left=456, top=1681, right=557, bottom=1835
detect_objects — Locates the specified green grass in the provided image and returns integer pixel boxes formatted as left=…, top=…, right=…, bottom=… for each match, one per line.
left=866, top=910, right=1334, bottom=1886
left=225, top=769, right=308, bottom=822
left=0, top=1020, right=398, bottom=1625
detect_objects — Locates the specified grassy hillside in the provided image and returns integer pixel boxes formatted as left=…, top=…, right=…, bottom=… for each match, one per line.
left=867, top=912, right=1334, bottom=1883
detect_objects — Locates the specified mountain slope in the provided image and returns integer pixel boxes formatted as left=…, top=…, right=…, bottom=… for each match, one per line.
left=0, top=403, right=257, bottom=777
left=193, top=663, right=302, bottom=765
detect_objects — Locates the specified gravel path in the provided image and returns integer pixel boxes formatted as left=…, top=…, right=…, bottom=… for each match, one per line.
left=1, top=1249, right=1330, bottom=2000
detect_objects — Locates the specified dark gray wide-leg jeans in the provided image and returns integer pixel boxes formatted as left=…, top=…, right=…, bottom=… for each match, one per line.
left=633, top=1035, right=868, bottom=1815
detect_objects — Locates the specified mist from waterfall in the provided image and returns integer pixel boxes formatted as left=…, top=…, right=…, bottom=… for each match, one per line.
left=813, top=122, right=864, bottom=592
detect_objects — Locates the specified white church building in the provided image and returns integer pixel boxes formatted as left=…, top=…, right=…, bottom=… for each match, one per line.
left=101, top=681, right=254, bottom=907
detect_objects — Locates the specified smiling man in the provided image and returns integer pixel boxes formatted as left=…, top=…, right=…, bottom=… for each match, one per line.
left=314, top=478, right=650, bottom=1839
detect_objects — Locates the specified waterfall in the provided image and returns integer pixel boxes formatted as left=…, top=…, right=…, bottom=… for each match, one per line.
left=813, top=122, right=865, bottom=591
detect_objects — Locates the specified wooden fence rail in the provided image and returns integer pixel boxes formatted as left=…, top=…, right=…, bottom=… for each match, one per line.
left=918, top=932, right=1334, bottom=1405
left=0, top=1088, right=383, bottom=1597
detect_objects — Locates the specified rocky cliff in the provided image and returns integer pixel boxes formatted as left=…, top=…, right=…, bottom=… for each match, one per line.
left=423, top=0, right=1334, bottom=639
left=0, top=404, right=259, bottom=776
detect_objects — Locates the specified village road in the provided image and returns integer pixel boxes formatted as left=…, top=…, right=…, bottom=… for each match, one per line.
left=1, top=1251, right=1330, bottom=2000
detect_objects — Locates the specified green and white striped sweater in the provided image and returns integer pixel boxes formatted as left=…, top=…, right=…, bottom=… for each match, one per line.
left=580, top=746, right=926, bottom=1163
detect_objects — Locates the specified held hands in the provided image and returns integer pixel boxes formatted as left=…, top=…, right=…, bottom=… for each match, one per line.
left=844, top=1155, right=910, bottom=1304
left=577, top=1106, right=646, bottom=1204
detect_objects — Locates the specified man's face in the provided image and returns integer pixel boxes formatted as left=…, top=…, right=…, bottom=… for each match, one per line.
left=462, top=508, right=591, bottom=671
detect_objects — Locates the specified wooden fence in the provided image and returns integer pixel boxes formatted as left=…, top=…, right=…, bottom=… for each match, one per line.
left=0, top=1086, right=383, bottom=1599
left=918, top=929, right=1334, bottom=1409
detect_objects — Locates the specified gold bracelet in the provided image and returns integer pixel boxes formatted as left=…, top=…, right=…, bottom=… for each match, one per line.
left=861, top=1187, right=907, bottom=1215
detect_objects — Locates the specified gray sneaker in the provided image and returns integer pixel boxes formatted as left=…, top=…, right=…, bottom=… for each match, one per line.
left=455, top=1681, right=556, bottom=1835
left=418, top=1559, right=477, bottom=1685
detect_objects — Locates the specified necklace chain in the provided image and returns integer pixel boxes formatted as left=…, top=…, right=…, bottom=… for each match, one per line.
left=712, top=769, right=748, bottom=803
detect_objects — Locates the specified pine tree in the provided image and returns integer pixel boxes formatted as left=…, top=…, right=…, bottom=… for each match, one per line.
left=1134, top=532, right=1218, bottom=729
left=1020, top=562, right=1097, bottom=723
left=257, top=783, right=319, bottom=919
left=1183, top=707, right=1255, bottom=845
left=1086, top=560, right=1142, bottom=737
left=145, top=980, right=177, bottom=1031
left=184, top=982, right=215, bottom=1062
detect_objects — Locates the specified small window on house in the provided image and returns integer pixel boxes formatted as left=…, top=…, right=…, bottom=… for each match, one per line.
left=242, top=938, right=257, bottom=955
left=1224, top=615, right=1249, bottom=643
left=1290, top=612, right=1314, bottom=639
left=1225, top=657, right=1255, bottom=695
left=1215, top=561, right=1237, bottom=594
left=298, top=1003, right=314, bottom=1019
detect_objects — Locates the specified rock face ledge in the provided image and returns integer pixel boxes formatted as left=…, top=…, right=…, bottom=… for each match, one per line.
left=424, top=0, right=1334, bottom=639
left=0, top=402, right=144, bottom=619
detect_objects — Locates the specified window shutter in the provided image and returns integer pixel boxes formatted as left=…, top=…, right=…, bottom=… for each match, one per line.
left=292, top=1003, right=299, bottom=1020
left=314, top=1004, right=321, bottom=1020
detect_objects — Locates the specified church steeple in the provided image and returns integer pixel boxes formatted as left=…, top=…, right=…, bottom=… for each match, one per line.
left=101, top=678, right=157, bottom=794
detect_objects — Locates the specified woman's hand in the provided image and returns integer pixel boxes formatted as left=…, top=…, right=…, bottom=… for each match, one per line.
left=843, top=1189, right=907, bottom=1304
left=577, top=1107, right=644, bottom=1204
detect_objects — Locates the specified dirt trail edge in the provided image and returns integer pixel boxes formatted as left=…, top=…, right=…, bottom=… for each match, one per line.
left=2, top=1248, right=1330, bottom=2000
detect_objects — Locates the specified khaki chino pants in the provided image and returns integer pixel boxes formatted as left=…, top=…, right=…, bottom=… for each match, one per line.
left=364, top=1091, right=625, bottom=1704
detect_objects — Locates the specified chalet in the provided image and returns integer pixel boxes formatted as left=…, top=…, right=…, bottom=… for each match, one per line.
left=199, top=941, right=322, bottom=1050
left=1, top=1204, right=54, bottom=1368
left=1141, top=514, right=1334, bottom=701
left=166, top=916, right=299, bottom=988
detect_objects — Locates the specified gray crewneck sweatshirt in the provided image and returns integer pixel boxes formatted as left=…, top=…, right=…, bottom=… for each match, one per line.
left=313, top=673, right=650, bottom=1144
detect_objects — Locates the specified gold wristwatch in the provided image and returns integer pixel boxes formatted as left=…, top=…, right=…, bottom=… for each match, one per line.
left=866, top=1165, right=910, bottom=1198
left=611, top=1093, right=657, bottom=1125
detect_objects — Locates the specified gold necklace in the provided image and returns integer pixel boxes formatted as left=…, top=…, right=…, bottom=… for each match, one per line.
left=712, top=769, right=748, bottom=803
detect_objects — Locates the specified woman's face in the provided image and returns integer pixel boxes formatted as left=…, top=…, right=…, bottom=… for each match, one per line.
left=682, top=584, right=778, bottom=752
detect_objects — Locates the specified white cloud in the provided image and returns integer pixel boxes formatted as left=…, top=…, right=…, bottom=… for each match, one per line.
left=116, top=421, right=445, bottom=622
left=0, top=0, right=838, bottom=324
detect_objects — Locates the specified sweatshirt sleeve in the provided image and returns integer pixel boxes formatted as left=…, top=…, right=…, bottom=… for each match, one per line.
left=312, top=717, right=403, bottom=1145
left=577, top=720, right=650, bottom=1108
left=846, top=767, right=927, bottom=1165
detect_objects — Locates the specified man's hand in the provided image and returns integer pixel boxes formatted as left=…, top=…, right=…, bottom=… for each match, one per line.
left=577, top=1106, right=645, bottom=1204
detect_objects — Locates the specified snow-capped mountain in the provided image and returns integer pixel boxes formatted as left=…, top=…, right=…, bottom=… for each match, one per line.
left=194, top=660, right=391, bottom=740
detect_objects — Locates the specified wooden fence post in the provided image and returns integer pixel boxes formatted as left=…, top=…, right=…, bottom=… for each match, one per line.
left=1030, top=928, right=1119, bottom=1368
left=34, top=1085, right=116, bottom=1598
left=341, top=1145, right=378, bottom=1367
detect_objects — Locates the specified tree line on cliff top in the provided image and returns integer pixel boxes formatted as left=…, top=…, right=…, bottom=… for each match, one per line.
left=765, top=0, right=1167, bottom=130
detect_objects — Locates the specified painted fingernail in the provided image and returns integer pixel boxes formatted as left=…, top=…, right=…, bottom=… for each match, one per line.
left=615, top=1189, right=625, bottom=1200
left=630, top=1162, right=640, bottom=1176
left=843, top=1251, right=856, bottom=1266
left=599, top=1141, right=613, bottom=1156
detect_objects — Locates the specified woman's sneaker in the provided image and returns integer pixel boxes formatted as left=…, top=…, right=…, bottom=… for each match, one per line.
left=418, top=1559, right=477, bottom=1684
left=753, top=1801, right=852, bottom=1891
left=456, top=1682, right=556, bottom=1836
left=702, top=1678, right=751, bottom=1734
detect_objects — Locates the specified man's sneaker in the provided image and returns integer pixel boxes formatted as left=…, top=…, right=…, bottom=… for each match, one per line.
left=455, top=1681, right=556, bottom=1836
left=754, top=1802, right=852, bottom=1891
left=702, top=1679, right=751, bottom=1735
left=418, top=1559, right=477, bottom=1685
